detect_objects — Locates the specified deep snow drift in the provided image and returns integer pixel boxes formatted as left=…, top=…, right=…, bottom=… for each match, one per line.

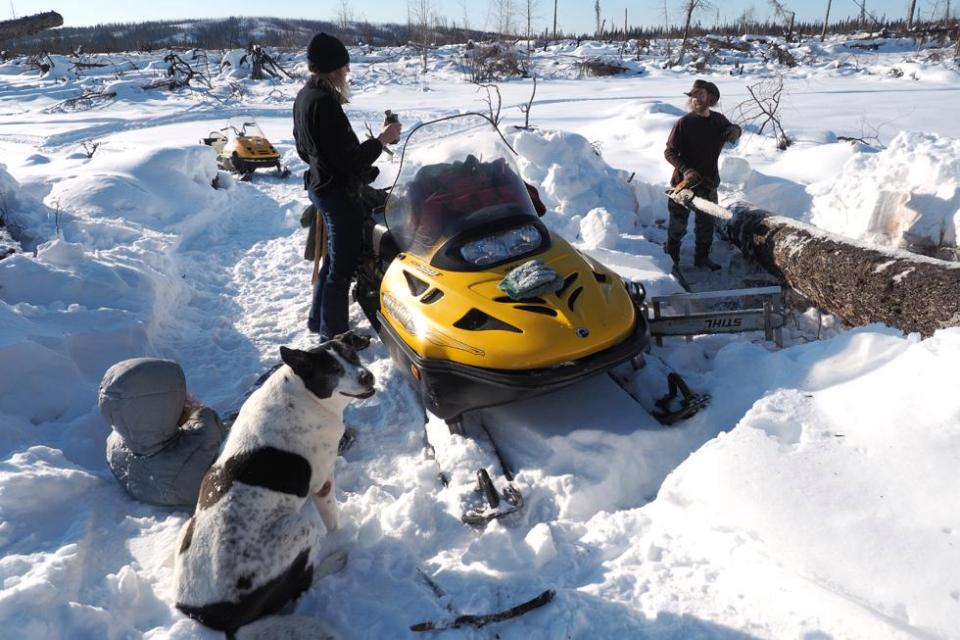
left=0, top=34, right=959, bottom=640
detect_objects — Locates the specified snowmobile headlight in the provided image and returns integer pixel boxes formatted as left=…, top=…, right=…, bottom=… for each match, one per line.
left=460, top=224, right=542, bottom=267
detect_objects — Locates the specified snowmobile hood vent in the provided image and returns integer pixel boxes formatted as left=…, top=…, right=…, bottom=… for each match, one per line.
left=557, top=272, right=579, bottom=297
left=421, top=288, right=444, bottom=304
left=454, top=309, right=521, bottom=333
left=404, top=271, right=430, bottom=296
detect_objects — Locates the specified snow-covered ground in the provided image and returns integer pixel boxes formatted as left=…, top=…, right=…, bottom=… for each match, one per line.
left=1, top=35, right=959, bottom=639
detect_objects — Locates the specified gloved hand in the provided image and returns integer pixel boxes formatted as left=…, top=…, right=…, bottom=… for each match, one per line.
left=722, top=124, right=742, bottom=144
left=682, top=168, right=701, bottom=185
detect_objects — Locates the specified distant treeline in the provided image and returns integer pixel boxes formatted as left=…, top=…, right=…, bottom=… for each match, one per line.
left=3, top=16, right=487, bottom=54
left=3, top=13, right=956, bottom=55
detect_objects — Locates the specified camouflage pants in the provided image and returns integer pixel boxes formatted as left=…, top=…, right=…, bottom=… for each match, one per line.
left=666, top=186, right=719, bottom=255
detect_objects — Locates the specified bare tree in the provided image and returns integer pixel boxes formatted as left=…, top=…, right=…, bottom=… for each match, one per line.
left=676, top=0, right=712, bottom=66
left=852, top=0, right=882, bottom=32
left=517, top=76, right=537, bottom=129
left=734, top=76, right=791, bottom=150
left=492, top=0, right=515, bottom=38
left=477, top=83, right=502, bottom=125
left=521, top=0, right=539, bottom=50
left=907, top=0, right=918, bottom=29
left=821, top=0, right=832, bottom=41
left=552, top=0, right=558, bottom=41
left=735, top=7, right=754, bottom=33
left=594, top=0, right=601, bottom=37
left=768, top=0, right=796, bottom=41
left=409, top=0, right=433, bottom=72
left=335, top=0, right=353, bottom=33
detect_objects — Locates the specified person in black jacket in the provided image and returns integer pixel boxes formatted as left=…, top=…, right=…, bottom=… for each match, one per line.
left=663, top=79, right=741, bottom=270
left=293, top=33, right=402, bottom=338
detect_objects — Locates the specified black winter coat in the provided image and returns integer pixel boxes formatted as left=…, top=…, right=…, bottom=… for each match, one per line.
left=293, top=77, right=383, bottom=194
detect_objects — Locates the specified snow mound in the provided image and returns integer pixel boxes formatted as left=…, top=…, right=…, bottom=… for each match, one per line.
left=219, top=48, right=251, bottom=79
left=809, top=131, right=960, bottom=250
left=510, top=129, right=639, bottom=237
left=580, top=327, right=960, bottom=637
left=579, top=207, right=620, bottom=249
left=49, top=145, right=221, bottom=228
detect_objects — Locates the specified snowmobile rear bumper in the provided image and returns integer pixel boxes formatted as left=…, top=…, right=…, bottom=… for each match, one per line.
left=377, top=308, right=650, bottom=420
left=230, top=156, right=281, bottom=172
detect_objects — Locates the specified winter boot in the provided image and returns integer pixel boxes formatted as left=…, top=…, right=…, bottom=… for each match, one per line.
left=693, top=250, right=721, bottom=271
left=663, top=240, right=680, bottom=265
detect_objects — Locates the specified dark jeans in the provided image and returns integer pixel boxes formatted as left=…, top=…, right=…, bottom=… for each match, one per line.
left=307, top=188, right=365, bottom=337
left=666, top=186, right=719, bottom=256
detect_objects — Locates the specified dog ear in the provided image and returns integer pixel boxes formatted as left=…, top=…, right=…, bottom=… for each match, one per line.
left=334, top=330, right=371, bottom=352
left=280, top=346, right=312, bottom=376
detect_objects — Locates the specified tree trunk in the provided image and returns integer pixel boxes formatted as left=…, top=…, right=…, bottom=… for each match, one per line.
left=907, top=0, right=918, bottom=29
left=720, top=205, right=960, bottom=337
left=553, top=0, right=558, bottom=41
left=821, top=0, right=832, bottom=41
left=0, top=11, right=63, bottom=41
left=677, top=3, right=695, bottom=66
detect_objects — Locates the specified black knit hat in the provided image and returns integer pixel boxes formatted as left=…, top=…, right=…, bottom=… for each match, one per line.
left=685, top=79, right=720, bottom=101
left=307, top=33, right=349, bottom=73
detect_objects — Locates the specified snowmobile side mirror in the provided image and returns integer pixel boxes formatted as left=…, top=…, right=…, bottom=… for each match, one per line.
left=624, top=279, right=646, bottom=306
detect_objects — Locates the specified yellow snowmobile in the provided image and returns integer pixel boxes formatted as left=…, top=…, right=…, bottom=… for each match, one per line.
left=354, top=114, right=650, bottom=422
left=201, top=119, right=289, bottom=180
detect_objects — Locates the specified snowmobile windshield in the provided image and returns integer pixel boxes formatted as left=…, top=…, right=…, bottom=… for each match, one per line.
left=227, top=119, right=265, bottom=140
left=385, top=114, right=543, bottom=269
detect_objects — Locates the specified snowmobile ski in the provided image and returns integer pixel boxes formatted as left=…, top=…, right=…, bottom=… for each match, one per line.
left=423, top=412, right=523, bottom=526
left=608, top=357, right=709, bottom=426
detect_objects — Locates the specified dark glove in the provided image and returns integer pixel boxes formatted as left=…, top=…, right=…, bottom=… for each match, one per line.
left=682, top=168, right=701, bottom=185
left=722, top=125, right=742, bottom=144
left=360, top=165, right=380, bottom=185
left=359, top=185, right=389, bottom=213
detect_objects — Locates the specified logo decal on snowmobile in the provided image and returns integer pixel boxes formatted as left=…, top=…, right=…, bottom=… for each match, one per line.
left=576, top=327, right=590, bottom=338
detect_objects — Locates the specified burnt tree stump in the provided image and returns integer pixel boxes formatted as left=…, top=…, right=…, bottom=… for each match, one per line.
left=719, top=205, right=960, bottom=337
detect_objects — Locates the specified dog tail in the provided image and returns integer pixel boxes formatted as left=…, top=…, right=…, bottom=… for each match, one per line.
left=236, top=615, right=338, bottom=640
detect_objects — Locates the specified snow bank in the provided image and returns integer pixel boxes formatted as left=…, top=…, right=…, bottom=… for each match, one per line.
left=810, top=132, right=960, bottom=250
left=49, top=145, right=221, bottom=229
left=510, top=129, right=640, bottom=239
left=586, top=327, right=960, bottom=637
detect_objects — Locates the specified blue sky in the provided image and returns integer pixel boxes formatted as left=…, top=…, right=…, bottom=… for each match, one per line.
left=10, top=1, right=931, bottom=33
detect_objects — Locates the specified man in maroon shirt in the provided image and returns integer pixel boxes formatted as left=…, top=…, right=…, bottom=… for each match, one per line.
left=664, top=79, right=741, bottom=270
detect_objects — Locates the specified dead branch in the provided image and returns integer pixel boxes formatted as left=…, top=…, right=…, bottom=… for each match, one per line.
left=44, top=88, right=118, bottom=113
left=81, top=140, right=101, bottom=158
left=245, top=44, right=294, bottom=81
left=411, top=589, right=555, bottom=632
left=477, top=83, right=502, bottom=125
left=517, top=76, right=538, bottom=130
left=735, top=76, right=792, bottom=150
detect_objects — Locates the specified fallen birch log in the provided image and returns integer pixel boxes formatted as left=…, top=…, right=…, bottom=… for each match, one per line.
left=0, top=11, right=63, bottom=41
left=687, top=197, right=960, bottom=337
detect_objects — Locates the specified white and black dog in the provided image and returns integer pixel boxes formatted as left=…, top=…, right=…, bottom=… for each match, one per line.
left=173, top=333, right=374, bottom=634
